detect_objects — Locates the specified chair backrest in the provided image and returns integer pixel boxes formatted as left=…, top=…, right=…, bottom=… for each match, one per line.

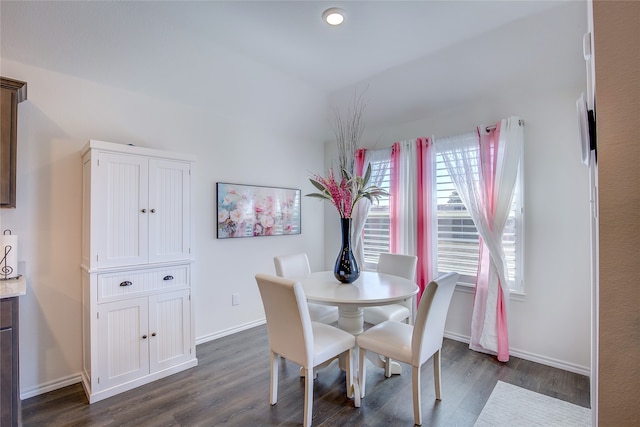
left=274, top=253, right=311, bottom=278
left=377, top=253, right=418, bottom=282
left=411, top=272, right=459, bottom=365
left=255, top=273, right=313, bottom=368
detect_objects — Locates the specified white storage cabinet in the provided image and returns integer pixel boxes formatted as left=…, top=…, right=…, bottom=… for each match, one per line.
left=81, top=140, right=197, bottom=403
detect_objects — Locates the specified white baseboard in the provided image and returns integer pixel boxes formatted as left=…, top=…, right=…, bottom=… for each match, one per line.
left=20, top=373, right=82, bottom=400
left=195, top=318, right=265, bottom=345
left=444, top=331, right=590, bottom=377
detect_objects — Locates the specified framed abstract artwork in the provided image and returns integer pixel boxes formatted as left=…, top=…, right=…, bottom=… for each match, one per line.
left=216, top=182, right=301, bottom=239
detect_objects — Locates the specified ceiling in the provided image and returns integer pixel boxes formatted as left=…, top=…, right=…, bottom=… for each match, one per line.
left=1, top=1, right=584, bottom=126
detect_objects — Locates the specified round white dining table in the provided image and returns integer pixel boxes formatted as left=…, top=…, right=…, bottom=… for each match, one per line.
left=299, top=270, right=419, bottom=335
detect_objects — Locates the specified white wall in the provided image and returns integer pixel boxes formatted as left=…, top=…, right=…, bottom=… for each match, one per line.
left=327, top=2, right=592, bottom=374
left=0, top=57, right=328, bottom=397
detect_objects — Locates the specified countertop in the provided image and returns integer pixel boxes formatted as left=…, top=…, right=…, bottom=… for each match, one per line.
left=0, top=276, right=26, bottom=299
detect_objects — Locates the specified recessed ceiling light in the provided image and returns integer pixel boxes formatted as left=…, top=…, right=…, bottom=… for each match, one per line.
left=322, top=7, right=345, bottom=26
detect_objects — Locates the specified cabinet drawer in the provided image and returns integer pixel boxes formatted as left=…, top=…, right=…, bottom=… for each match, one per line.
left=97, top=265, right=189, bottom=302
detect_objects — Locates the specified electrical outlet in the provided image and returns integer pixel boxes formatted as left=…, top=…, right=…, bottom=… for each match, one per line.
left=232, top=293, right=240, bottom=306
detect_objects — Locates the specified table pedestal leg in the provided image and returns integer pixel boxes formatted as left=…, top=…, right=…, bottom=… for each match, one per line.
left=337, top=305, right=402, bottom=375
left=309, top=304, right=401, bottom=406
left=365, top=353, right=402, bottom=376
left=338, top=305, right=364, bottom=335
left=335, top=305, right=364, bottom=406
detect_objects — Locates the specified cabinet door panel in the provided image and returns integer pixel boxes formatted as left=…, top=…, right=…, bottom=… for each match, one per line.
left=0, top=78, right=25, bottom=209
left=96, top=153, right=149, bottom=268
left=1, top=328, right=14, bottom=426
left=0, top=298, right=18, bottom=426
left=149, top=290, right=191, bottom=372
left=97, top=297, right=149, bottom=391
left=0, top=88, right=16, bottom=207
left=148, top=160, right=190, bottom=263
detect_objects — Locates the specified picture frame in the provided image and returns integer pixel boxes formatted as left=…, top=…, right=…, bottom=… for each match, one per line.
left=216, top=182, right=301, bottom=239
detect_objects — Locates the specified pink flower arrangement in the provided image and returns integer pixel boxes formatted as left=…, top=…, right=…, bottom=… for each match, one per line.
left=307, top=164, right=388, bottom=218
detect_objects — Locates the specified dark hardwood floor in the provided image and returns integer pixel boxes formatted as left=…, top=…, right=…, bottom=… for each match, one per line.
left=21, top=324, right=590, bottom=426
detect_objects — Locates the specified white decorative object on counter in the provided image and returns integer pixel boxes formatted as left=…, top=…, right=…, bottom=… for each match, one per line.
left=1, top=230, right=19, bottom=280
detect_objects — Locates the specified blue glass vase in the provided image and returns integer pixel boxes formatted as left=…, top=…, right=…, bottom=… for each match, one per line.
left=334, top=218, right=360, bottom=283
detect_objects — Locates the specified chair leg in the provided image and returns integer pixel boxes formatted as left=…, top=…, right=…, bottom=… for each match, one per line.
left=299, top=366, right=318, bottom=379
left=412, top=366, right=422, bottom=426
left=345, top=348, right=353, bottom=398
left=358, top=348, right=367, bottom=399
left=270, top=351, right=279, bottom=405
left=434, top=349, right=442, bottom=400
left=303, top=367, right=313, bottom=427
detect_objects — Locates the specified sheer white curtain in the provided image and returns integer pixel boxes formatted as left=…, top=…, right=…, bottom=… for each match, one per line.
left=390, top=140, right=418, bottom=255
left=351, top=147, right=392, bottom=269
left=438, top=116, right=523, bottom=362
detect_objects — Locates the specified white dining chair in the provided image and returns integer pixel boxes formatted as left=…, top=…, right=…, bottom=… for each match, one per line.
left=356, top=272, right=459, bottom=426
left=274, top=253, right=339, bottom=324
left=255, top=273, right=357, bottom=427
left=363, top=253, right=418, bottom=325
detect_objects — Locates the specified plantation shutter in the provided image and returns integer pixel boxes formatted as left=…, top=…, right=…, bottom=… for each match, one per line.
left=362, top=157, right=391, bottom=269
left=435, top=148, right=520, bottom=289
left=435, top=151, right=480, bottom=281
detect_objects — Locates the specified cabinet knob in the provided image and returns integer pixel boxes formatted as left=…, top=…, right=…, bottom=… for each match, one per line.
left=142, top=335, right=148, bottom=339
left=152, top=332, right=157, bottom=337
left=141, top=209, right=147, bottom=213
left=163, top=275, right=174, bottom=281
left=150, top=209, right=156, bottom=213
left=119, top=281, right=133, bottom=287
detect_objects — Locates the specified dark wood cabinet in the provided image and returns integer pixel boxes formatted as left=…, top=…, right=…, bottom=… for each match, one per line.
left=1, top=297, right=20, bottom=427
left=0, top=77, right=27, bottom=209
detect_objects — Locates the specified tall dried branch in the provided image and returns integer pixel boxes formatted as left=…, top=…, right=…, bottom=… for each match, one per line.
left=330, top=90, right=368, bottom=176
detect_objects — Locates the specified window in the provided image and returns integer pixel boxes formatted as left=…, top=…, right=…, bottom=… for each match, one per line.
left=434, top=150, right=479, bottom=281
left=361, top=146, right=523, bottom=292
left=362, top=157, right=391, bottom=270
left=434, top=149, right=523, bottom=291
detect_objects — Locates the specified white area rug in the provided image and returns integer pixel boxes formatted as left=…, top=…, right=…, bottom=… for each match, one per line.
left=474, top=381, right=591, bottom=426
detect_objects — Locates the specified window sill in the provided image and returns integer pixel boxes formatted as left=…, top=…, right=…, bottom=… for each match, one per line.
left=455, top=282, right=526, bottom=301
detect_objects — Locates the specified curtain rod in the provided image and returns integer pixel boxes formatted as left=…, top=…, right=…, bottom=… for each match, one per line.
left=485, top=119, right=525, bottom=132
